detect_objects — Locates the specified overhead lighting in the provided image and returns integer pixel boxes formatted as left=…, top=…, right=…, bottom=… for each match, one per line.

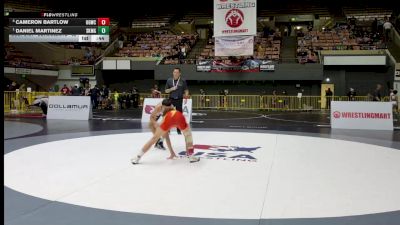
left=210, top=20, right=214, bottom=24
left=325, top=78, right=330, bottom=82
left=296, top=26, right=301, bottom=30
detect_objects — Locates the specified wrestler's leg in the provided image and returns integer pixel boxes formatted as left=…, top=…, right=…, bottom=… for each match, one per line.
left=181, top=126, right=200, bottom=163
left=149, top=121, right=157, bottom=133
left=181, top=126, right=194, bottom=155
left=150, top=121, right=164, bottom=149
left=131, top=127, right=168, bottom=164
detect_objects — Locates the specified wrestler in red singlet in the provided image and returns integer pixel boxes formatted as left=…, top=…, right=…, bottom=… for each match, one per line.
left=160, top=110, right=188, bottom=132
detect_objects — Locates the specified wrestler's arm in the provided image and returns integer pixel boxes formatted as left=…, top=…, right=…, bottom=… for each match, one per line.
left=149, top=104, right=162, bottom=131
left=163, top=133, right=176, bottom=159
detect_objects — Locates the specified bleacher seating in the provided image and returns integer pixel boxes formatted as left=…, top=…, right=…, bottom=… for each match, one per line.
left=4, top=43, right=57, bottom=70
left=5, top=0, right=49, bottom=13
left=182, top=11, right=213, bottom=24
left=296, top=24, right=386, bottom=64
left=115, top=33, right=198, bottom=58
left=259, top=5, right=331, bottom=19
left=254, top=32, right=282, bottom=60
left=131, top=14, right=175, bottom=28
left=343, top=7, right=392, bottom=22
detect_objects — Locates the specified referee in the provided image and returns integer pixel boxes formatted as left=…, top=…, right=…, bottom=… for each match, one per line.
left=165, top=67, right=188, bottom=134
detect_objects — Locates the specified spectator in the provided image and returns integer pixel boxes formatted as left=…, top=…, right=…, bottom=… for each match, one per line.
left=287, top=23, right=292, bottom=36
left=299, top=30, right=305, bottom=37
left=103, top=97, right=113, bottom=110
left=151, top=84, right=162, bottom=98
left=118, top=92, right=126, bottom=109
left=29, top=95, right=49, bottom=115
left=298, top=39, right=306, bottom=47
left=84, top=84, right=91, bottom=96
left=90, top=85, right=100, bottom=109
left=224, top=89, right=229, bottom=96
left=307, top=22, right=313, bottom=32
left=101, top=84, right=109, bottom=98
left=84, top=48, right=93, bottom=61
left=391, top=90, right=398, bottom=113
left=347, top=88, right=357, bottom=101
left=383, top=19, right=393, bottom=43
left=272, top=90, right=277, bottom=108
left=7, top=81, right=19, bottom=91
left=132, top=85, right=139, bottom=93
left=372, top=84, right=382, bottom=101
left=260, top=90, right=267, bottom=109
left=132, top=86, right=140, bottom=108
left=282, top=90, right=288, bottom=108
left=378, top=18, right=385, bottom=34
left=60, top=84, right=70, bottom=95
left=219, top=89, right=225, bottom=108
left=99, top=85, right=109, bottom=109
left=113, top=90, right=119, bottom=109
left=71, top=84, right=81, bottom=96
left=78, top=84, right=84, bottom=96
left=199, top=88, right=207, bottom=108
left=372, top=18, right=378, bottom=33
left=325, top=88, right=333, bottom=109
left=223, top=89, right=229, bottom=107
left=125, top=92, right=132, bottom=109
left=307, top=52, right=317, bottom=63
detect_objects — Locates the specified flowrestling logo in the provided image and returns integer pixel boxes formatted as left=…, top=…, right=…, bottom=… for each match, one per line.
left=178, top=144, right=261, bottom=162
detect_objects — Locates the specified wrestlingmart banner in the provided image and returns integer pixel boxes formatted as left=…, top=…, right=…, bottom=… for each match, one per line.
left=215, top=36, right=254, bottom=56
left=214, top=0, right=257, bottom=37
left=331, top=101, right=393, bottom=130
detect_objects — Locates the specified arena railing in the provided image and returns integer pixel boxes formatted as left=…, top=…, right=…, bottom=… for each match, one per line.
left=4, top=91, right=390, bottom=113
left=162, top=58, right=324, bottom=65
left=4, top=91, right=63, bottom=113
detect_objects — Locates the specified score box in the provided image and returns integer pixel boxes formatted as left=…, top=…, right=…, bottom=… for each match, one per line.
left=97, top=26, right=109, bottom=35
left=97, top=18, right=110, bottom=26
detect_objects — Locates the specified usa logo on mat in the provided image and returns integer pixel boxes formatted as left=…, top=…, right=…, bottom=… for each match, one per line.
left=178, top=144, right=260, bottom=162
